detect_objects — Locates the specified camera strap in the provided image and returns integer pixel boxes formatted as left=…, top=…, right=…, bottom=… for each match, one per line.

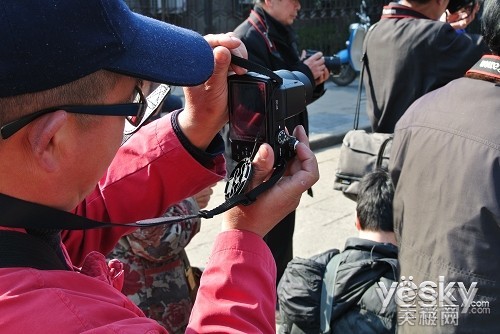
left=381, top=4, right=430, bottom=19
left=0, top=156, right=285, bottom=231
left=231, top=54, right=283, bottom=84
left=199, top=159, right=287, bottom=218
left=465, top=55, right=500, bottom=82
left=247, top=9, right=279, bottom=57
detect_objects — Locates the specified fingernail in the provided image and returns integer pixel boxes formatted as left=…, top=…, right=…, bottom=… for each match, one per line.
left=259, top=145, right=269, bottom=160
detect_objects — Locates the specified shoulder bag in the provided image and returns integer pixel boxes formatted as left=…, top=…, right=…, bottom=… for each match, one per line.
left=333, top=24, right=393, bottom=201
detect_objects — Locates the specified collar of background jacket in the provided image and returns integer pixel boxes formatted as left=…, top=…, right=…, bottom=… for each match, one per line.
left=251, top=6, right=299, bottom=60
left=381, top=2, right=431, bottom=19
left=466, top=54, right=500, bottom=83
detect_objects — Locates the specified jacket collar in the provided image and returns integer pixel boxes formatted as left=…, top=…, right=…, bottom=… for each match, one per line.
left=253, top=6, right=297, bottom=48
left=344, top=237, right=398, bottom=257
left=381, top=2, right=431, bottom=20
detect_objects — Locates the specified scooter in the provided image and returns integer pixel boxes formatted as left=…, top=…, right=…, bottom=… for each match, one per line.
left=330, top=0, right=371, bottom=86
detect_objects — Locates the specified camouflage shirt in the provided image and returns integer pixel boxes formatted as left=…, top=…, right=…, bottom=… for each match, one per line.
left=108, top=198, right=200, bottom=333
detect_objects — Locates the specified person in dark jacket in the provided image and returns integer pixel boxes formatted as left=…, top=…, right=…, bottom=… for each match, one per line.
left=228, top=0, right=330, bottom=288
left=278, top=169, right=398, bottom=334
left=389, top=0, right=500, bottom=332
left=363, top=0, right=486, bottom=133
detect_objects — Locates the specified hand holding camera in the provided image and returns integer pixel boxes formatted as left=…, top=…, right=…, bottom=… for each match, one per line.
left=303, top=49, right=342, bottom=82
left=181, top=33, right=247, bottom=151
left=222, top=125, right=319, bottom=237
left=444, top=0, right=480, bottom=30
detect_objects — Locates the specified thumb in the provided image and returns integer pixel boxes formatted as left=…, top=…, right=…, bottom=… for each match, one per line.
left=247, top=144, right=275, bottom=191
left=300, top=49, right=306, bottom=60
left=210, top=46, right=233, bottom=83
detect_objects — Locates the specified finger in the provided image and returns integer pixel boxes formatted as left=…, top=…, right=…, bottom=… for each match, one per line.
left=210, top=45, right=233, bottom=83
left=205, top=33, right=247, bottom=75
left=226, top=33, right=248, bottom=75
left=293, top=125, right=309, bottom=145
left=247, top=144, right=275, bottom=190
left=286, top=126, right=312, bottom=175
left=323, top=68, right=331, bottom=81
left=284, top=128, right=319, bottom=190
left=226, top=32, right=248, bottom=58
left=230, top=52, right=248, bottom=75
left=313, top=51, right=323, bottom=59
left=204, top=33, right=242, bottom=50
left=289, top=143, right=319, bottom=190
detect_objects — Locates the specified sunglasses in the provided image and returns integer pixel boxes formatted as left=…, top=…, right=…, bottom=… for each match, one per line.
left=0, top=83, right=171, bottom=139
left=124, top=83, right=171, bottom=135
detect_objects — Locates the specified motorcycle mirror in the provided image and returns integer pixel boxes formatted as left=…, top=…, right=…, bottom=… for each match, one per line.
left=349, top=25, right=368, bottom=72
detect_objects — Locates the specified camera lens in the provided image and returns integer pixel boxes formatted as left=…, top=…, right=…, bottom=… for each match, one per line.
left=324, top=56, right=342, bottom=75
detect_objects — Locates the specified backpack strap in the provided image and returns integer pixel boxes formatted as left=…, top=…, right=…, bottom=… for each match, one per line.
left=375, top=136, right=394, bottom=169
left=319, top=254, right=343, bottom=334
left=319, top=254, right=398, bottom=334
left=374, top=257, right=398, bottom=275
left=354, top=22, right=378, bottom=130
left=0, top=230, right=69, bottom=270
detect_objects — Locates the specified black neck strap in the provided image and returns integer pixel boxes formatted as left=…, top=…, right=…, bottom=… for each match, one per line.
left=381, top=4, right=430, bottom=20
left=466, top=55, right=500, bottom=82
left=199, top=162, right=287, bottom=218
left=231, top=54, right=283, bottom=84
left=0, top=161, right=287, bottom=230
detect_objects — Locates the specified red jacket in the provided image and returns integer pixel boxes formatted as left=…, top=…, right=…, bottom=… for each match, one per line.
left=63, top=114, right=225, bottom=266
left=0, top=114, right=277, bottom=332
left=0, top=230, right=276, bottom=333
left=188, top=230, right=277, bottom=333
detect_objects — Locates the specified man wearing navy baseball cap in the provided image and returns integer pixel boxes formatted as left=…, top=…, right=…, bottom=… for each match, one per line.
left=0, top=1, right=319, bottom=332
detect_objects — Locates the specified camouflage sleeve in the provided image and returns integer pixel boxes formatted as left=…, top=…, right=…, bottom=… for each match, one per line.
left=125, top=197, right=201, bottom=263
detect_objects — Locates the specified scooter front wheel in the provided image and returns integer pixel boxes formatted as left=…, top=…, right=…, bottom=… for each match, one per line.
left=330, top=64, right=357, bottom=86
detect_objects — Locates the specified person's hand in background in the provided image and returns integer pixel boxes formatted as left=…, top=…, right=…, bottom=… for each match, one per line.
left=302, top=50, right=330, bottom=85
left=442, top=1, right=480, bottom=31
left=193, top=184, right=217, bottom=209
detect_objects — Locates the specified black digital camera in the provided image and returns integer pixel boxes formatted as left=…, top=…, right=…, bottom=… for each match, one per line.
left=227, top=67, right=313, bottom=167
left=305, top=49, right=342, bottom=76
left=447, top=0, right=477, bottom=13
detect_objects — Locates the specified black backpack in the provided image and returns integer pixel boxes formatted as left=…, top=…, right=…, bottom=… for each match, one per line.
left=277, top=248, right=397, bottom=334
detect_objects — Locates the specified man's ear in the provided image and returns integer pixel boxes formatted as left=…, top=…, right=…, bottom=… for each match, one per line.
left=27, top=110, right=68, bottom=173
left=355, top=216, right=362, bottom=231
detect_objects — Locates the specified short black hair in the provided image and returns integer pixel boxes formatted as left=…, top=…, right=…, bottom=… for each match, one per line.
left=482, top=0, right=500, bottom=55
left=356, top=169, right=394, bottom=232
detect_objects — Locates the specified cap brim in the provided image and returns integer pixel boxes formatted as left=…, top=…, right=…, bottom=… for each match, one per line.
left=106, top=13, right=214, bottom=87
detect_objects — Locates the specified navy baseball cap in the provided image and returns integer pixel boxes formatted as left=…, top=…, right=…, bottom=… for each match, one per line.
left=0, top=0, right=214, bottom=97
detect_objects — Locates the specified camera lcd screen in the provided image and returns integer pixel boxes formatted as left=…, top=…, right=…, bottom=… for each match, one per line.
left=229, top=81, right=266, bottom=142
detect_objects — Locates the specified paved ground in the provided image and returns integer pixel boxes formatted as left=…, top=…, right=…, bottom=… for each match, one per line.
left=307, top=78, right=370, bottom=150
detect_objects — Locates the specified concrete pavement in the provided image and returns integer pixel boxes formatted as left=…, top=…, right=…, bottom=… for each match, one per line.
left=185, top=77, right=371, bottom=267
left=308, top=78, right=370, bottom=150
